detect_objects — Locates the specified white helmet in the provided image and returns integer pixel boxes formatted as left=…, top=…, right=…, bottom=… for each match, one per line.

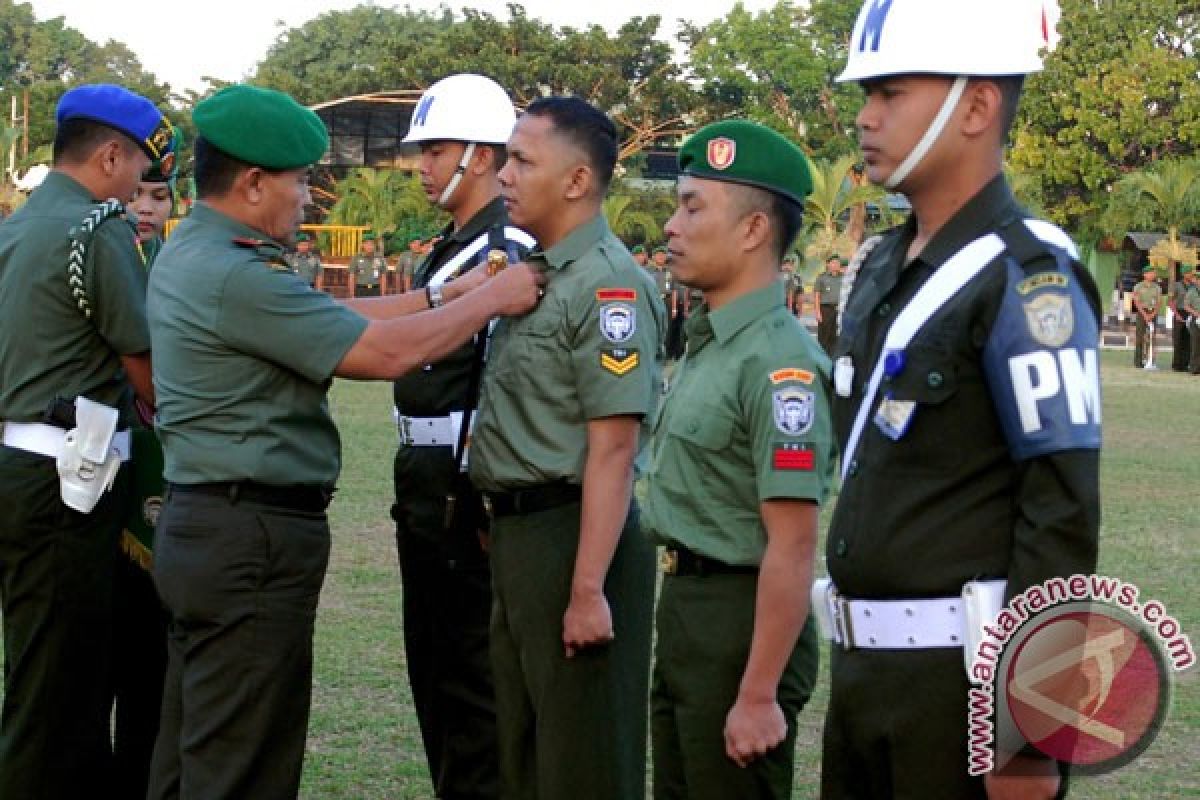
left=403, top=73, right=516, bottom=145
left=838, top=0, right=1059, bottom=191
left=838, top=0, right=1053, bottom=83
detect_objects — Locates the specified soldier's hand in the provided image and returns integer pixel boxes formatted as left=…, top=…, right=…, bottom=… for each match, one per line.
left=562, top=588, right=614, bottom=658
left=454, top=262, right=492, bottom=295
left=490, top=262, right=547, bottom=317
left=984, top=755, right=1060, bottom=800
left=724, top=695, right=786, bottom=768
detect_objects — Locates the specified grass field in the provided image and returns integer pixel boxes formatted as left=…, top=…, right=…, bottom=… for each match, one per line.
left=303, top=349, right=1198, bottom=799
left=1, top=351, right=1195, bottom=798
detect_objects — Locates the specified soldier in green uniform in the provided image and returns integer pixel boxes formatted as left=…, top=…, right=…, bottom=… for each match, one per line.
left=115, top=126, right=182, bottom=800
left=823, top=3, right=1101, bottom=798
left=1168, top=265, right=1193, bottom=371
left=145, top=84, right=542, bottom=800
left=0, top=83, right=174, bottom=800
left=288, top=232, right=323, bottom=289
left=642, top=120, right=833, bottom=800
left=396, top=236, right=424, bottom=292
left=632, top=243, right=649, bottom=267
left=1132, top=265, right=1163, bottom=367
left=348, top=232, right=388, bottom=296
left=1184, top=270, right=1200, bottom=374
left=470, top=96, right=666, bottom=799
left=391, top=73, right=536, bottom=800
left=813, top=255, right=845, bottom=353
left=780, top=252, right=803, bottom=315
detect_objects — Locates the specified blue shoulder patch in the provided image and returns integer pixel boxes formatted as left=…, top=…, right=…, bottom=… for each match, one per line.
left=983, top=251, right=1102, bottom=460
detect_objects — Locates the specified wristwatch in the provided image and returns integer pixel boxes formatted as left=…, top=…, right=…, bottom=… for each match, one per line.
left=426, top=283, right=445, bottom=308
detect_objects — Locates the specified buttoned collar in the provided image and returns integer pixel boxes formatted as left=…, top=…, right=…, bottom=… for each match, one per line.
left=908, top=173, right=1020, bottom=271
left=688, top=281, right=787, bottom=352
left=535, top=214, right=609, bottom=272
left=443, top=196, right=508, bottom=244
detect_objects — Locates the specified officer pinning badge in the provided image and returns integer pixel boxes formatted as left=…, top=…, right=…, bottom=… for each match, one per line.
left=601, top=348, right=639, bottom=376
left=773, top=388, right=814, bottom=436
left=772, top=442, right=814, bottom=471
left=1023, top=292, right=1075, bottom=347
left=706, top=137, right=737, bottom=171
left=600, top=303, right=637, bottom=344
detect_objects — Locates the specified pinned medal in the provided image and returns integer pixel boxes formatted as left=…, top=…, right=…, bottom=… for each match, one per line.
left=487, top=249, right=508, bottom=277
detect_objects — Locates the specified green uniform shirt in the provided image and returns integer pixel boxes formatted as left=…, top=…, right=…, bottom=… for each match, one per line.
left=814, top=271, right=843, bottom=305
left=396, top=252, right=417, bottom=283
left=1185, top=283, right=1200, bottom=316
left=470, top=215, right=666, bottom=491
left=288, top=251, right=323, bottom=284
left=0, top=172, right=149, bottom=426
left=148, top=203, right=368, bottom=485
left=641, top=283, right=835, bottom=566
left=1133, top=279, right=1162, bottom=313
left=348, top=253, right=388, bottom=287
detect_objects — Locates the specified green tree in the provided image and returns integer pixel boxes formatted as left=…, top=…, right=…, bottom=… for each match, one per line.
left=1100, top=158, right=1200, bottom=278
left=680, top=0, right=861, bottom=160
left=801, top=153, right=889, bottom=264
left=325, top=168, right=447, bottom=248
left=602, top=183, right=675, bottom=246
left=1010, top=0, right=1200, bottom=235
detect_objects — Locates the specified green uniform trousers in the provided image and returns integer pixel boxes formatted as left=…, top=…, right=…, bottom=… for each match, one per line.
left=1170, top=314, right=1191, bottom=371
left=148, top=489, right=330, bottom=800
left=0, top=447, right=129, bottom=799
left=488, top=501, right=655, bottom=800
left=1134, top=315, right=1155, bottom=367
left=651, top=573, right=818, bottom=800
left=818, top=304, right=839, bottom=355
left=394, top=447, right=499, bottom=799
left=1190, top=318, right=1200, bottom=374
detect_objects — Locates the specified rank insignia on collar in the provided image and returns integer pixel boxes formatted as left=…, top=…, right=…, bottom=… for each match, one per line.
left=1023, top=292, right=1074, bottom=347
left=600, top=302, right=636, bottom=343
left=773, top=387, right=814, bottom=436
left=601, top=348, right=639, bottom=376
left=770, top=367, right=814, bottom=385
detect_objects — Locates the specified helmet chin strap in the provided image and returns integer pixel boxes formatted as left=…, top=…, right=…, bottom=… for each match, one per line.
left=884, top=75, right=969, bottom=191
left=437, top=142, right=477, bottom=208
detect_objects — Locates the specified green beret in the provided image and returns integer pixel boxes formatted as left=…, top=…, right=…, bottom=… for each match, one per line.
left=362, top=232, right=377, bottom=242
left=827, top=255, right=845, bottom=265
left=1142, top=265, right=1158, bottom=274
left=678, top=120, right=812, bottom=205
left=295, top=232, right=311, bottom=242
left=631, top=245, right=646, bottom=254
left=1180, top=265, right=1194, bottom=275
left=653, top=246, right=668, bottom=256
left=783, top=253, right=798, bottom=263
left=193, top=84, right=328, bottom=169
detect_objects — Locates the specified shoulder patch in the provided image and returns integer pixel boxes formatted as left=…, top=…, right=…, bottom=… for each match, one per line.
left=770, top=367, right=814, bottom=385
left=773, top=388, right=815, bottom=436
left=597, top=288, right=637, bottom=302
left=600, top=302, right=636, bottom=343
left=601, top=347, right=639, bottom=376
left=1016, top=272, right=1069, bottom=295
left=1023, top=292, right=1074, bottom=347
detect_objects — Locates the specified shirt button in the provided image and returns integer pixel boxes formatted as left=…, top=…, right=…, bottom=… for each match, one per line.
left=835, top=538, right=848, bottom=557
left=877, top=302, right=892, bottom=318
left=927, top=371, right=944, bottom=389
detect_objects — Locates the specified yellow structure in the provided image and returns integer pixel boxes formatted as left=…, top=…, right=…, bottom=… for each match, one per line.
left=162, top=220, right=370, bottom=259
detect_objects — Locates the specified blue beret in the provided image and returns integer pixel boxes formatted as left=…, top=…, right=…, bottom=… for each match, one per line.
left=56, top=84, right=174, bottom=162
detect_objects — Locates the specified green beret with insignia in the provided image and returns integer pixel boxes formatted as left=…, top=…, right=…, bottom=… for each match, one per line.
left=653, top=246, right=668, bottom=256
left=631, top=245, right=646, bottom=254
left=193, top=84, right=328, bottom=170
left=678, top=119, right=813, bottom=205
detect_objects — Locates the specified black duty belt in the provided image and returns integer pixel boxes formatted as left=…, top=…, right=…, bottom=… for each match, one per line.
left=482, top=482, right=582, bottom=519
left=167, top=481, right=334, bottom=513
left=661, top=546, right=758, bottom=578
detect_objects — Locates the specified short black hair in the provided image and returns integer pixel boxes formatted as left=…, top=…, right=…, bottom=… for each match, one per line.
left=193, top=136, right=288, bottom=198
left=976, top=75, right=1026, bottom=142
left=52, top=118, right=139, bottom=165
left=524, top=96, right=618, bottom=191
left=732, top=184, right=805, bottom=263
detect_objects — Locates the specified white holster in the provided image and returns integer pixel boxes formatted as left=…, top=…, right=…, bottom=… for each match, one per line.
left=56, top=397, right=121, bottom=513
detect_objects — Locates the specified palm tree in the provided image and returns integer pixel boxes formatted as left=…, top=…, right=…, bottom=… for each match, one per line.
left=326, top=168, right=447, bottom=251
left=801, top=154, right=890, bottom=267
left=603, top=192, right=665, bottom=246
left=1103, top=158, right=1200, bottom=280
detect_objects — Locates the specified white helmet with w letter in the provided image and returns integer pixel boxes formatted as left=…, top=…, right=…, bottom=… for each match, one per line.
left=404, top=73, right=517, bottom=207
left=838, top=0, right=1059, bottom=189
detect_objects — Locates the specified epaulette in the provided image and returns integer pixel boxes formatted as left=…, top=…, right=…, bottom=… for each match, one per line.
left=67, top=198, right=126, bottom=319
left=232, top=236, right=291, bottom=271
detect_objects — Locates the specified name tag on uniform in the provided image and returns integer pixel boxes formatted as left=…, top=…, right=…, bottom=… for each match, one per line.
left=874, top=395, right=916, bottom=440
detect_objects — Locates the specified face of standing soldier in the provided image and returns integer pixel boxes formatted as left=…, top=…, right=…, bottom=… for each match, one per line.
left=418, top=140, right=500, bottom=217
left=663, top=175, right=775, bottom=308
left=129, top=181, right=173, bottom=242
left=244, top=167, right=312, bottom=247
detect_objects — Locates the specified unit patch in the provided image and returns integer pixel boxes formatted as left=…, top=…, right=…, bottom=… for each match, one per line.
left=769, top=367, right=815, bottom=385
left=600, top=303, right=637, bottom=343
left=1023, top=292, right=1074, bottom=347
left=773, top=442, right=814, bottom=471
left=601, top=348, right=640, bottom=376
left=1016, top=272, right=1069, bottom=295
left=773, top=388, right=814, bottom=436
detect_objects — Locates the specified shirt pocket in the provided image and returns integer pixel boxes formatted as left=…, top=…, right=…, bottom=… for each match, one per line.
left=492, top=315, right=561, bottom=389
left=872, top=344, right=963, bottom=472
left=667, top=403, right=736, bottom=451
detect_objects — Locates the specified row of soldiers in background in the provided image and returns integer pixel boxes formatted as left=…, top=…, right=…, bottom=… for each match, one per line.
left=284, top=232, right=441, bottom=295
left=634, top=245, right=846, bottom=358
left=1131, top=263, right=1200, bottom=373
